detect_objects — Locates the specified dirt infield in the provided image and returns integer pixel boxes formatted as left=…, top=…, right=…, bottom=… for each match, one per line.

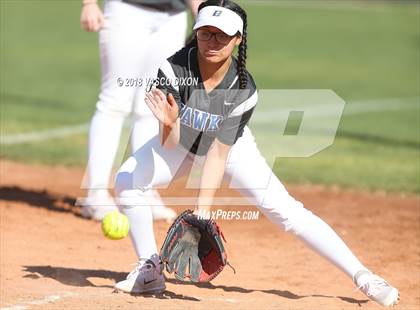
left=0, top=160, right=419, bottom=309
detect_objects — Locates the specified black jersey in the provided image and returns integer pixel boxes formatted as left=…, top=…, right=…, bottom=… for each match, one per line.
left=156, top=46, right=258, bottom=156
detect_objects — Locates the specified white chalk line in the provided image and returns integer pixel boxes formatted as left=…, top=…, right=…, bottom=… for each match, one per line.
left=0, top=290, right=239, bottom=310
left=1, top=292, right=78, bottom=310
left=1, top=97, right=418, bottom=145
left=1, top=124, right=89, bottom=145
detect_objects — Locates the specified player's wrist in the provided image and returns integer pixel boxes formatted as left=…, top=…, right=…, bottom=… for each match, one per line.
left=163, top=117, right=177, bottom=128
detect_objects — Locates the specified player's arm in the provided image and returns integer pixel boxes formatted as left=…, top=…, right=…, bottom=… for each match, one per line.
left=194, top=89, right=259, bottom=212
left=159, top=117, right=180, bottom=149
left=195, top=138, right=231, bottom=214
left=145, top=89, right=180, bottom=149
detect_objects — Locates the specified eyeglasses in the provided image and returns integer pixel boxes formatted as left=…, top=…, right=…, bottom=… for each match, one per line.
left=196, top=29, right=234, bottom=44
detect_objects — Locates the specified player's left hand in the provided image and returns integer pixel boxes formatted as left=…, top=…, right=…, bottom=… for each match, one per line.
left=168, top=225, right=202, bottom=281
left=145, top=89, right=179, bottom=126
left=160, top=210, right=230, bottom=282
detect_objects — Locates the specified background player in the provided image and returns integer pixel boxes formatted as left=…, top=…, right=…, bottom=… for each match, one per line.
left=79, top=0, right=202, bottom=221
left=112, top=0, right=399, bottom=307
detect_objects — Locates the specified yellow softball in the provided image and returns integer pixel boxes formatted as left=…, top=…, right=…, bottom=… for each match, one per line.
left=101, top=211, right=130, bottom=240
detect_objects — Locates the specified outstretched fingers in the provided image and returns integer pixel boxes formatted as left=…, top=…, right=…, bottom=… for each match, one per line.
left=168, top=242, right=183, bottom=273
left=145, top=91, right=166, bottom=122
left=175, top=252, right=189, bottom=280
left=145, top=92, right=156, bottom=110
left=152, top=88, right=166, bottom=102
left=189, top=254, right=202, bottom=282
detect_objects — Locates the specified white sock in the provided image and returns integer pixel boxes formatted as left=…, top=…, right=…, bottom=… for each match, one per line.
left=119, top=190, right=158, bottom=259
left=124, top=206, right=157, bottom=259
left=87, top=110, right=125, bottom=193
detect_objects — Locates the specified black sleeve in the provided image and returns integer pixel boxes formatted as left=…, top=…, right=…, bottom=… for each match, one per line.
left=156, top=68, right=183, bottom=113
left=216, top=107, right=255, bottom=146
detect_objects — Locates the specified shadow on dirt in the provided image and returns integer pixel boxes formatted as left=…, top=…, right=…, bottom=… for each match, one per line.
left=22, top=265, right=368, bottom=304
left=125, top=291, right=200, bottom=301
left=23, top=265, right=201, bottom=301
left=165, top=277, right=369, bottom=305
left=23, top=265, right=125, bottom=288
left=0, top=186, right=79, bottom=215
left=22, top=265, right=371, bottom=304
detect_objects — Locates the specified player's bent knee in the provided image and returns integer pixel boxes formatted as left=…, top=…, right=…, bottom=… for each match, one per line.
left=114, top=156, right=140, bottom=195
left=115, top=169, right=152, bottom=209
left=114, top=171, right=133, bottom=197
left=115, top=179, right=151, bottom=209
left=116, top=189, right=149, bottom=209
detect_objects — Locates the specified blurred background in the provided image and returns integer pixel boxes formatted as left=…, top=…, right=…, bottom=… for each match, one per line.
left=1, top=0, right=419, bottom=193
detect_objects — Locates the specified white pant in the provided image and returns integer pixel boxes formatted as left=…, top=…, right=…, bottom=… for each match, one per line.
left=86, top=0, right=187, bottom=192
left=97, top=0, right=187, bottom=118
left=115, top=127, right=367, bottom=280
left=116, top=127, right=305, bottom=229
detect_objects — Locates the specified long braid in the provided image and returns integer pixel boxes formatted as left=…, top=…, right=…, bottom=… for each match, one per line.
left=237, top=13, right=248, bottom=89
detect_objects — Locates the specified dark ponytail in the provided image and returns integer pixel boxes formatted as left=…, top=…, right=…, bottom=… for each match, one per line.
left=236, top=13, right=248, bottom=89
left=196, top=0, right=249, bottom=89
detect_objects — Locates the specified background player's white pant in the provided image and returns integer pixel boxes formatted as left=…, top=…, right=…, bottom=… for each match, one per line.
left=115, top=127, right=368, bottom=280
left=87, top=0, right=187, bottom=194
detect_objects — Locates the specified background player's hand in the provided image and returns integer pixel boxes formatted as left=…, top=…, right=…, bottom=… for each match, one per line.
left=145, top=89, right=179, bottom=127
left=80, top=3, right=104, bottom=32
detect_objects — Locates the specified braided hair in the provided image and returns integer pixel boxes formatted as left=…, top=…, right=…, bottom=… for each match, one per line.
left=189, top=0, right=249, bottom=89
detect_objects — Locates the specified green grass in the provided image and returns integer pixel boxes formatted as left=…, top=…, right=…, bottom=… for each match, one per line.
left=1, top=0, right=419, bottom=193
left=274, top=133, right=419, bottom=193
left=0, top=0, right=99, bottom=132
left=244, top=2, right=419, bottom=99
left=3, top=134, right=89, bottom=166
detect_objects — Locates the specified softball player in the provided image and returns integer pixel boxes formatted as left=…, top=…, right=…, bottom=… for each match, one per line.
left=113, top=0, right=399, bottom=306
left=79, top=0, right=202, bottom=221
